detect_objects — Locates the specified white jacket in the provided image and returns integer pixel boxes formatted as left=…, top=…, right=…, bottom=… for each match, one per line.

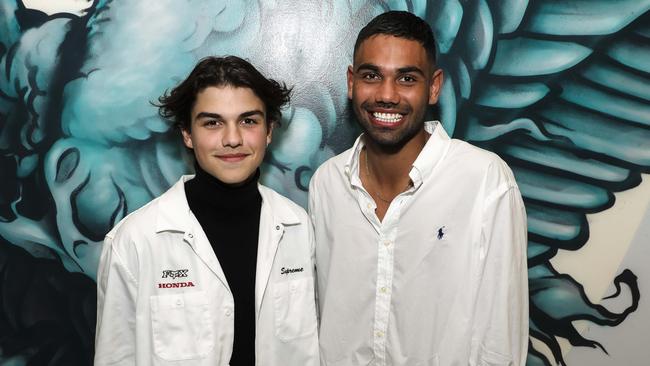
left=95, top=176, right=319, bottom=366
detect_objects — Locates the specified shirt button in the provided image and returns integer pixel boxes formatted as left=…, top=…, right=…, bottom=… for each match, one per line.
left=276, top=225, right=280, bottom=230
left=367, top=203, right=372, bottom=209
left=376, top=331, right=384, bottom=338
left=176, top=299, right=182, bottom=306
left=225, top=309, right=232, bottom=317
left=380, top=287, right=387, bottom=293
left=384, top=240, right=391, bottom=246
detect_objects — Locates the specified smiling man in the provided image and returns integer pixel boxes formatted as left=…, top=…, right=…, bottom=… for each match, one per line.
left=95, top=56, right=319, bottom=366
left=309, top=11, right=528, bottom=366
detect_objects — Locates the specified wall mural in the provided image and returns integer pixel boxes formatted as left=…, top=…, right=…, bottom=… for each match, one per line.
left=1, top=0, right=649, bottom=365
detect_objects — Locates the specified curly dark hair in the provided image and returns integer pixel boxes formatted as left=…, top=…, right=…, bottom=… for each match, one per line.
left=157, top=56, right=291, bottom=131
left=354, top=11, right=437, bottom=65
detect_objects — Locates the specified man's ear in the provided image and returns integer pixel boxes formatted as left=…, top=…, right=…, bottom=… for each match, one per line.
left=347, top=65, right=354, bottom=100
left=266, top=121, right=274, bottom=146
left=428, top=68, right=444, bottom=104
left=181, top=128, right=193, bottom=149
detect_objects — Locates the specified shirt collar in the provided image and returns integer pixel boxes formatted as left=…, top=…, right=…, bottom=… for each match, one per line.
left=344, top=121, right=451, bottom=189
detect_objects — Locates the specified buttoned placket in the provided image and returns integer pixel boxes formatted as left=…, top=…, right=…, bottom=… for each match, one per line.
left=346, top=139, right=424, bottom=365
left=355, top=184, right=414, bottom=366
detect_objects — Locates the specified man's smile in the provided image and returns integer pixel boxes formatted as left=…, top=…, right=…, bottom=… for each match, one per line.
left=371, top=111, right=403, bottom=124
left=216, top=153, right=249, bottom=162
left=366, top=107, right=408, bottom=128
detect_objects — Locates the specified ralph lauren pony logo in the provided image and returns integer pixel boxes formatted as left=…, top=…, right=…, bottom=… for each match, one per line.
left=436, top=226, right=446, bottom=240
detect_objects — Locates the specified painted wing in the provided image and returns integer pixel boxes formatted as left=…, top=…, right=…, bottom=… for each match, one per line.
left=421, top=1, right=650, bottom=365
left=0, top=2, right=85, bottom=270
left=0, top=3, right=98, bottom=364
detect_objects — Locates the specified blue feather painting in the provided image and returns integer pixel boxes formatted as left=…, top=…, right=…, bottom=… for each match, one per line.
left=1, top=0, right=649, bottom=364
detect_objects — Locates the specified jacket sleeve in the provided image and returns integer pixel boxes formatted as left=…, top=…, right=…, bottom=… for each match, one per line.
left=307, top=205, right=319, bottom=322
left=472, top=178, right=529, bottom=366
left=307, top=173, right=320, bottom=319
left=94, top=234, right=138, bottom=365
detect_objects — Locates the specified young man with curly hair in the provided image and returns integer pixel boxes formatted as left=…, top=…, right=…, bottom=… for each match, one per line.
left=95, top=56, right=318, bottom=366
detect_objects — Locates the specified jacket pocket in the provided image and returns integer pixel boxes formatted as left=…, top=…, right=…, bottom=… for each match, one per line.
left=273, top=277, right=317, bottom=341
left=150, top=291, right=214, bottom=361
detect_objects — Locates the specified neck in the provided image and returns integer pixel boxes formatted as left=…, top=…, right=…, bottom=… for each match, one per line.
left=364, top=128, right=428, bottom=188
left=185, top=163, right=261, bottom=216
left=193, top=163, right=260, bottom=190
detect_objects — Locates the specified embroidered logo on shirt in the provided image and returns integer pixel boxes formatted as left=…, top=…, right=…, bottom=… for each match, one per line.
left=281, top=267, right=304, bottom=275
left=158, top=282, right=195, bottom=288
left=161, top=269, right=188, bottom=279
left=437, top=226, right=446, bottom=240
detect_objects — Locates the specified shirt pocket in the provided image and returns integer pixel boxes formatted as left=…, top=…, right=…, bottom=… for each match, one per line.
left=273, top=277, right=317, bottom=341
left=150, top=290, right=214, bottom=361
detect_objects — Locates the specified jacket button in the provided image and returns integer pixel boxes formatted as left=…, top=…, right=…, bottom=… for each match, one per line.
left=276, top=225, right=280, bottom=230
left=188, top=233, right=193, bottom=238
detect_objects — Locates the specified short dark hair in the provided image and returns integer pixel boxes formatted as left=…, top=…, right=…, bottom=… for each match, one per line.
left=157, top=56, right=291, bottom=131
left=354, top=11, right=437, bottom=65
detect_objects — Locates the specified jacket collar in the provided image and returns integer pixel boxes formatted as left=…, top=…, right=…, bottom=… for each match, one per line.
left=257, top=184, right=301, bottom=226
left=154, top=175, right=300, bottom=235
left=155, top=175, right=194, bottom=234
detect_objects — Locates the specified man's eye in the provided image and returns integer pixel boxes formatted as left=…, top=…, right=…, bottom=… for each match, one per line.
left=204, top=120, right=221, bottom=127
left=399, top=75, right=417, bottom=83
left=242, top=118, right=258, bottom=125
left=361, top=73, right=380, bottom=81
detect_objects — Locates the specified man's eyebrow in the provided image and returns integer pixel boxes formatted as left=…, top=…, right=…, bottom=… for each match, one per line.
left=356, top=63, right=380, bottom=72
left=397, top=66, right=425, bottom=76
left=356, top=64, right=426, bottom=76
left=195, top=112, right=222, bottom=120
left=239, top=109, right=265, bottom=119
left=195, top=110, right=265, bottom=120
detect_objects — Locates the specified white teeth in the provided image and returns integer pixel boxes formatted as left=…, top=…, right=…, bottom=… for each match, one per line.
left=372, top=112, right=402, bottom=123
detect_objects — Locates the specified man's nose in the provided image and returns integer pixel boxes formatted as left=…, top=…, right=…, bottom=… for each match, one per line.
left=375, top=79, right=400, bottom=105
left=222, top=124, right=243, bottom=147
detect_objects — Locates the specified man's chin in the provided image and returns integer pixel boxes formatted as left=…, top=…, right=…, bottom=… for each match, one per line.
left=360, top=124, right=424, bottom=153
left=364, top=132, right=408, bottom=151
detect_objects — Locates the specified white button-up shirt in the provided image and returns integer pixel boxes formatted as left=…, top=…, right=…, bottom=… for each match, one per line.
left=95, top=176, right=319, bottom=366
left=309, top=122, right=528, bottom=366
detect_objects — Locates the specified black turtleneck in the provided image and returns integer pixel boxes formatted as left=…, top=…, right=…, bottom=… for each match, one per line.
left=185, top=164, right=261, bottom=366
